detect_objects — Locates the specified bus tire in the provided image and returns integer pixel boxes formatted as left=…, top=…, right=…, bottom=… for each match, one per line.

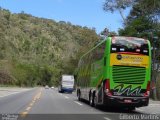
left=127, top=107, right=136, bottom=111
left=94, top=96, right=98, bottom=108
left=94, top=95, right=100, bottom=108
left=89, top=93, right=94, bottom=107
left=78, top=91, right=81, bottom=101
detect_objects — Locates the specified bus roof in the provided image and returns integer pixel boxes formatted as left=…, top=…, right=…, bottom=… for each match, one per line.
left=112, top=36, right=148, bottom=41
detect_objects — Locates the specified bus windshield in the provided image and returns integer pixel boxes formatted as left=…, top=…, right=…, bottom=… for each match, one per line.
left=111, top=37, right=149, bottom=55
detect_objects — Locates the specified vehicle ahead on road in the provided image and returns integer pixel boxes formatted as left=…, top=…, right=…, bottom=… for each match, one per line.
left=76, top=36, right=151, bottom=110
left=45, top=85, right=49, bottom=89
left=58, top=75, right=75, bottom=93
left=51, top=86, right=54, bottom=89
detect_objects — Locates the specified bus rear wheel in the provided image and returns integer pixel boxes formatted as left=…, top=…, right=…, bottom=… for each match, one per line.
left=89, top=94, right=94, bottom=107
left=90, top=92, right=98, bottom=107
left=127, top=107, right=136, bottom=111
left=78, top=91, right=81, bottom=101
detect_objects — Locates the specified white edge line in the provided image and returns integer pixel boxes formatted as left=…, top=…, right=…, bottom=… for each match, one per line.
left=74, top=101, right=83, bottom=106
left=136, top=108, right=144, bottom=112
left=0, top=89, right=31, bottom=98
left=0, top=92, right=21, bottom=98
left=26, top=107, right=31, bottom=111
left=149, top=104, right=160, bottom=106
left=104, top=117, right=111, bottom=120
left=64, top=96, right=69, bottom=99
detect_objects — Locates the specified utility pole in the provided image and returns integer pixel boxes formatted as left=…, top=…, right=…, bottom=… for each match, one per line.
left=150, top=30, right=159, bottom=100
left=152, top=34, right=157, bottom=100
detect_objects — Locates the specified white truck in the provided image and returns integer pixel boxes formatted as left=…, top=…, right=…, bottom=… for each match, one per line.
left=58, top=75, right=74, bottom=93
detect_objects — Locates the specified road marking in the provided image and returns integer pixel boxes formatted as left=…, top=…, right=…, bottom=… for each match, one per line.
left=0, top=92, right=21, bottom=98
left=74, top=101, right=83, bottom=106
left=33, top=97, right=37, bottom=101
left=20, top=112, right=28, bottom=117
left=64, top=96, right=69, bottom=99
left=26, top=107, right=31, bottom=111
left=136, top=108, right=144, bottom=112
left=36, top=94, right=41, bottom=99
left=30, top=102, right=34, bottom=106
left=103, top=117, right=111, bottom=120
left=20, top=88, right=42, bottom=118
left=149, top=104, right=160, bottom=106
left=0, top=89, right=32, bottom=98
left=32, top=100, right=36, bottom=103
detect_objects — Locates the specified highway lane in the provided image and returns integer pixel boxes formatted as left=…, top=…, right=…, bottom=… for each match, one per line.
left=19, top=88, right=160, bottom=120
left=0, top=88, right=37, bottom=114
left=29, top=88, right=102, bottom=114
left=0, top=87, right=31, bottom=98
left=0, top=87, right=160, bottom=120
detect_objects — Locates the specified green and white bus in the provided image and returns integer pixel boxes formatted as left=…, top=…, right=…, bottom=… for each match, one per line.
left=76, top=36, right=151, bottom=110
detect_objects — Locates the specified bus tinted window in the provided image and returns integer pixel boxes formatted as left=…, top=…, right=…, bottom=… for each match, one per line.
left=111, top=37, right=149, bottom=55
left=92, top=42, right=105, bottom=61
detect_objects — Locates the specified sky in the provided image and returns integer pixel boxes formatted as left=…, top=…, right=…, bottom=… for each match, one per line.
left=0, top=0, right=129, bottom=34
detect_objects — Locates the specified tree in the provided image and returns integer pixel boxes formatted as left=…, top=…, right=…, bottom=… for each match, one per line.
left=118, top=0, right=160, bottom=100
left=118, top=16, right=152, bottom=37
left=103, top=0, right=135, bottom=25
left=0, top=8, right=99, bottom=87
left=137, top=0, right=160, bottom=20
left=100, top=28, right=117, bottom=37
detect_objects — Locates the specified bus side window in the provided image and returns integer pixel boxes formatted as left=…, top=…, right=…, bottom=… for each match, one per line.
left=93, top=43, right=105, bottom=61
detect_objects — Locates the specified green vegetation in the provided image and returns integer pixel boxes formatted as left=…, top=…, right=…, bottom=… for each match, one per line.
left=0, top=8, right=99, bottom=87
left=104, top=0, right=160, bottom=100
left=118, top=0, right=160, bottom=100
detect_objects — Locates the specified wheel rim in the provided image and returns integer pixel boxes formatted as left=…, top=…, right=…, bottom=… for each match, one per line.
left=94, top=96, right=97, bottom=107
left=78, top=92, right=81, bottom=100
left=90, top=96, right=92, bottom=105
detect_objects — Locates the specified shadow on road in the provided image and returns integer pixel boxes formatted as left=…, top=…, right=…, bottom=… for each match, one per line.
left=97, top=106, right=142, bottom=114
left=79, top=99, right=143, bottom=114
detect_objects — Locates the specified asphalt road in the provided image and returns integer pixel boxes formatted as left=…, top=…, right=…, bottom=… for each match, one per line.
left=0, top=87, right=160, bottom=120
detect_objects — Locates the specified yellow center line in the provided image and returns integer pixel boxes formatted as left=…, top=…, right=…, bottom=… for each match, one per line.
left=26, top=106, right=31, bottom=111
left=20, top=112, right=28, bottom=118
left=29, top=102, right=34, bottom=106
left=20, top=88, right=43, bottom=118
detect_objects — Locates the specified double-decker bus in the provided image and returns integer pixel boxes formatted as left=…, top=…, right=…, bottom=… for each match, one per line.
left=76, top=36, right=151, bottom=110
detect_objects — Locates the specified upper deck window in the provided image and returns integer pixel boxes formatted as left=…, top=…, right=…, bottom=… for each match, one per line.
left=111, top=37, right=149, bottom=55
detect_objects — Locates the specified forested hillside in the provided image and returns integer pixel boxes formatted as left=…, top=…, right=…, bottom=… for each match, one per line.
left=0, top=8, right=99, bottom=87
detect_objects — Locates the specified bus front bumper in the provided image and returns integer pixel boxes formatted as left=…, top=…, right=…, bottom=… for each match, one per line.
left=103, top=95, right=149, bottom=107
